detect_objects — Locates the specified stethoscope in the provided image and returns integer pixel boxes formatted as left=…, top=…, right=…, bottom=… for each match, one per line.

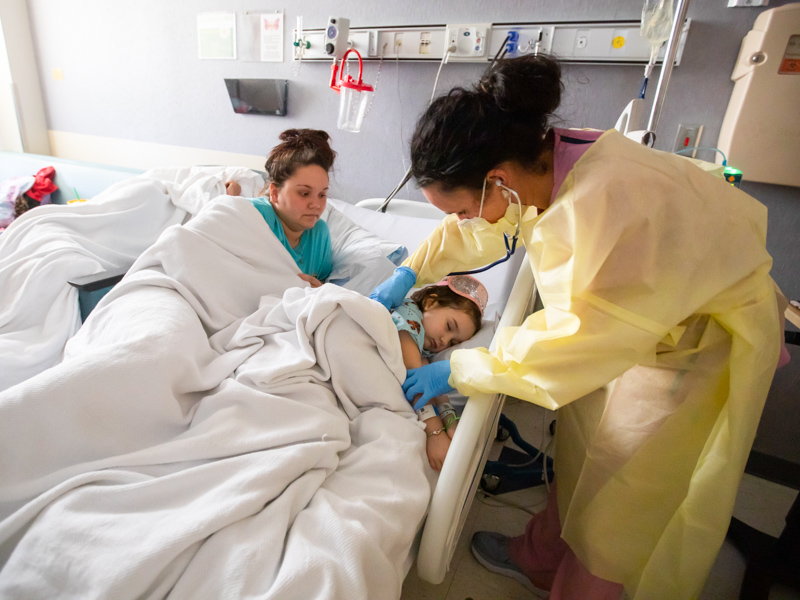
left=449, top=179, right=522, bottom=276
left=449, top=135, right=595, bottom=277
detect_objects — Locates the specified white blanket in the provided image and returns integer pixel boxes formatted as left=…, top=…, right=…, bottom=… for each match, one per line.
left=0, top=167, right=264, bottom=392
left=0, top=197, right=431, bottom=599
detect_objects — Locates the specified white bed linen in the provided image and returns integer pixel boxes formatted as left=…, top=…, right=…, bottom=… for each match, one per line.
left=0, top=169, right=404, bottom=393
left=0, top=167, right=263, bottom=392
left=0, top=196, right=431, bottom=599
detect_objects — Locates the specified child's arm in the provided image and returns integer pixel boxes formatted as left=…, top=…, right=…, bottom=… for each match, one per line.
left=400, top=332, right=450, bottom=469
left=399, top=331, right=423, bottom=369
left=418, top=405, right=450, bottom=471
left=433, top=395, right=458, bottom=439
left=420, top=356, right=458, bottom=439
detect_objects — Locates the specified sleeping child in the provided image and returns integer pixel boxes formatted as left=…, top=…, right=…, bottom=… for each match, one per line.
left=391, top=275, right=488, bottom=470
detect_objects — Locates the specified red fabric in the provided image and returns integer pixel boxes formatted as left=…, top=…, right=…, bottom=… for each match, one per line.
left=778, top=339, right=791, bottom=369
left=26, top=166, right=58, bottom=202
left=507, top=483, right=625, bottom=599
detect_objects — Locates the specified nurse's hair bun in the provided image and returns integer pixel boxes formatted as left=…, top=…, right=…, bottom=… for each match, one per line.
left=411, top=54, right=563, bottom=192
left=265, top=128, right=336, bottom=188
left=478, top=54, right=562, bottom=120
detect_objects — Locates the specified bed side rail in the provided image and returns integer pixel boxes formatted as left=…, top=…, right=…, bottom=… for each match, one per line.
left=417, top=264, right=536, bottom=584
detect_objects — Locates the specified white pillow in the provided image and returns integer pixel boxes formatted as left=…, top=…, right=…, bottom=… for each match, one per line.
left=429, top=316, right=497, bottom=363
left=322, top=204, right=407, bottom=295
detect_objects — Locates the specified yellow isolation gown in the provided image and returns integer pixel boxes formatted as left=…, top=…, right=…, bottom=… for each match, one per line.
left=403, top=129, right=781, bottom=598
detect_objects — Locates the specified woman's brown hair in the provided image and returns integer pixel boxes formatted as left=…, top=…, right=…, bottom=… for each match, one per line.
left=260, top=129, right=336, bottom=194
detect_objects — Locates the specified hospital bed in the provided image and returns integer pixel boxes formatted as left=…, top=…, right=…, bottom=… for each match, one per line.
left=0, top=162, right=537, bottom=593
left=342, top=197, right=536, bottom=583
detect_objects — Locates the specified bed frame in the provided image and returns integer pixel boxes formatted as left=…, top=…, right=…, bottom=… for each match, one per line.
left=354, top=198, right=538, bottom=584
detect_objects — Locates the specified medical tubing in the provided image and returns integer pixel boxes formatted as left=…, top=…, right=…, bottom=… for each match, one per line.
left=378, top=46, right=455, bottom=212
left=430, top=49, right=451, bottom=104
left=491, top=35, right=511, bottom=66
left=449, top=233, right=515, bottom=276
left=363, top=43, right=387, bottom=119
left=646, top=0, right=691, bottom=137
left=674, top=146, right=727, bottom=166
left=638, top=76, right=649, bottom=100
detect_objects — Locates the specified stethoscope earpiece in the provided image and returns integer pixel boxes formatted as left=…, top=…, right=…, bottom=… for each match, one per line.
left=450, top=177, right=523, bottom=277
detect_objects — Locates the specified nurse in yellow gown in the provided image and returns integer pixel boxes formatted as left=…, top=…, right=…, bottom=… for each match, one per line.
left=369, top=55, right=782, bottom=599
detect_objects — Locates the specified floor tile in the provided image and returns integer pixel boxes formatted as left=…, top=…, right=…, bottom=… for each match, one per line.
left=699, top=539, right=746, bottom=600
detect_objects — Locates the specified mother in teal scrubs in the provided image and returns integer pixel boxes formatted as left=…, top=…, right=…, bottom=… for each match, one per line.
left=226, top=128, right=335, bottom=287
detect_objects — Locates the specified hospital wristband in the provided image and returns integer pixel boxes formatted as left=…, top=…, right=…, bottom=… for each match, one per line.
left=437, top=402, right=458, bottom=429
left=416, top=404, right=437, bottom=421
left=440, top=411, right=459, bottom=429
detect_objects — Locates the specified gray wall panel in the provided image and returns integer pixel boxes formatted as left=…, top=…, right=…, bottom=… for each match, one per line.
left=23, top=0, right=800, bottom=299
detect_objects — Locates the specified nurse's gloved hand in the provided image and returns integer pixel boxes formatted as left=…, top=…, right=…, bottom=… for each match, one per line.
left=369, top=266, right=416, bottom=311
left=403, top=361, right=454, bottom=410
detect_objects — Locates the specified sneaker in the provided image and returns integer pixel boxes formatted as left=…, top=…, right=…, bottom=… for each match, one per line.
left=470, top=531, right=550, bottom=597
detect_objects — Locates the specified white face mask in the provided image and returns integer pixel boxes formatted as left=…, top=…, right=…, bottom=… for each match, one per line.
left=457, top=178, right=523, bottom=235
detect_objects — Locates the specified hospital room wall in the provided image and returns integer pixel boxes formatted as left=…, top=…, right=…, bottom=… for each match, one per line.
left=16, top=0, right=800, bottom=302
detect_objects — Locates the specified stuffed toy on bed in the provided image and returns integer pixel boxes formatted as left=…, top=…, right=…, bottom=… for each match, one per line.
left=0, top=166, right=58, bottom=231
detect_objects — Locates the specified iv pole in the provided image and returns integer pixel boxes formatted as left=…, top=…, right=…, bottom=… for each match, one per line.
left=642, top=0, right=691, bottom=146
left=380, top=0, right=691, bottom=210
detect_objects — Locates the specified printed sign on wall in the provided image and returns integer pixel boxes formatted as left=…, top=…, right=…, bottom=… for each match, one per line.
left=197, top=13, right=236, bottom=60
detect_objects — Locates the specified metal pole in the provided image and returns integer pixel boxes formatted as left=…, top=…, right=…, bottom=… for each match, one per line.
left=378, top=166, right=413, bottom=212
left=646, top=0, right=692, bottom=143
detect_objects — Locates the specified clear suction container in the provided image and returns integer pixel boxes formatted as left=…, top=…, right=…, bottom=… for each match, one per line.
left=337, top=81, right=373, bottom=132
left=331, top=48, right=374, bottom=133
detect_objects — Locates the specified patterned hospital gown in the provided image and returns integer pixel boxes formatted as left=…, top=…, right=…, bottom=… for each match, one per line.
left=391, top=299, right=434, bottom=359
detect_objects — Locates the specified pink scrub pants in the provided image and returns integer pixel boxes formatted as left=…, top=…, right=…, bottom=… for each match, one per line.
left=507, top=484, right=625, bottom=600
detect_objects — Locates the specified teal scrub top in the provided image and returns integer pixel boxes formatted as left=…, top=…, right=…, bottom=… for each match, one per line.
left=249, top=198, right=333, bottom=280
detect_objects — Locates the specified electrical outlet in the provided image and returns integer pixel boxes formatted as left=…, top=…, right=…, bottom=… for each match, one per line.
left=420, top=31, right=432, bottom=55
left=673, top=124, right=703, bottom=157
left=575, top=29, right=590, bottom=50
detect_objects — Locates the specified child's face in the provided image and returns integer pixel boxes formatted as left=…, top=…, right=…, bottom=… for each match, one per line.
left=421, top=304, right=478, bottom=353
left=269, top=164, right=329, bottom=234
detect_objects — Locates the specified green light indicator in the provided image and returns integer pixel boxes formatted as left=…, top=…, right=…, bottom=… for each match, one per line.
left=723, top=166, right=743, bottom=188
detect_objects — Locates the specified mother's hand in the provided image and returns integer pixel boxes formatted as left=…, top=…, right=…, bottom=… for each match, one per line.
left=225, top=180, right=242, bottom=196
left=298, top=273, right=323, bottom=288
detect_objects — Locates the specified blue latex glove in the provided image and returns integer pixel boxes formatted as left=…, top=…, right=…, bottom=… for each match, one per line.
left=369, top=266, right=416, bottom=311
left=403, top=361, right=454, bottom=410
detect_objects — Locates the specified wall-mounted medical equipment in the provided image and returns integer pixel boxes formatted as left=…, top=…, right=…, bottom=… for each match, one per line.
left=717, top=3, right=800, bottom=188
left=293, top=20, right=690, bottom=65
left=224, top=79, right=288, bottom=116
left=445, top=23, right=491, bottom=62
left=329, top=48, right=373, bottom=133
left=323, top=16, right=350, bottom=60
left=325, top=16, right=374, bottom=132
